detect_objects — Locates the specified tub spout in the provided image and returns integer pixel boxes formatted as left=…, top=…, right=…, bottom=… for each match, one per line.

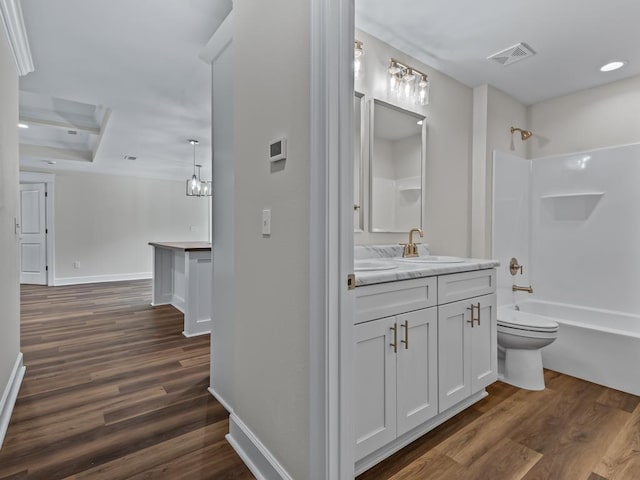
left=513, top=285, right=533, bottom=293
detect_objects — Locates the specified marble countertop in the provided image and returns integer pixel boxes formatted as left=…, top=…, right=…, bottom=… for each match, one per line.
left=149, top=241, right=212, bottom=251
left=355, top=245, right=499, bottom=287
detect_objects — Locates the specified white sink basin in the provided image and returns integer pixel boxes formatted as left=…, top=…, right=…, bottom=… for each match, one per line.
left=395, top=256, right=466, bottom=264
left=354, top=260, right=398, bottom=272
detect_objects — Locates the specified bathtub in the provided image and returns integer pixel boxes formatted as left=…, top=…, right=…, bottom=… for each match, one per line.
left=502, top=299, right=640, bottom=396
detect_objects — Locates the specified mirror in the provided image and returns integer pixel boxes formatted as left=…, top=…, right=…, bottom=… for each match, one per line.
left=370, top=99, right=425, bottom=233
left=354, top=92, right=364, bottom=231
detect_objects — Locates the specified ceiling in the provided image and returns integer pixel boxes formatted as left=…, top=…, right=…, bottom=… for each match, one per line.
left=18, top=1, right=640, bottom=179
left=19, top=0, right=231, bottom=179
left=356, top=0, right=640, bottom=105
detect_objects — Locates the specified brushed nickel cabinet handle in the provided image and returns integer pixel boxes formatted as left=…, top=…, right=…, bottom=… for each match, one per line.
left=390, top=323, right=398, bottom=353
left=466, top=304, right=476, bottom=328
left=476, top=302, right=481, bottom=326
left=401, top=320, right=409, bottom=349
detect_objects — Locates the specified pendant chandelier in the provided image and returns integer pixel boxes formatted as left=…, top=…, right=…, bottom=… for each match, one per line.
left=185, top=139, right=212, bottom=197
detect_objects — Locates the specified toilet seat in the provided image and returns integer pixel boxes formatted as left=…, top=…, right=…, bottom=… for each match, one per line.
left=498, top=311, right=558, bottom=333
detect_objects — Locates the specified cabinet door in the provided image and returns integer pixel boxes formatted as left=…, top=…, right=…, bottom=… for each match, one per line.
left=438, top=300, right=472, bottom=412
left=471, top=293, right=497, bottom=392
left=354, top=317, right=397, bottom=460
left=396, top=307, right=438, bottom=436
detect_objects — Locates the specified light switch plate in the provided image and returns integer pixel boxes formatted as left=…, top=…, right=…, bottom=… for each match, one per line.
left=262, top=209, right=271, bottom=236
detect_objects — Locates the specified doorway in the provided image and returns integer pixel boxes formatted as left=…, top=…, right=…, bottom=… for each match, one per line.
left=19, top=172, right=55, bottom=286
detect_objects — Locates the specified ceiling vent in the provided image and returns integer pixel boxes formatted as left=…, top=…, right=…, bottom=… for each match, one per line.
left=487, top=43, right=536, bottom=66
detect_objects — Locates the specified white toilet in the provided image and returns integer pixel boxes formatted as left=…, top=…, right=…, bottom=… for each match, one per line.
left=497, top=307, right=559, bottom=390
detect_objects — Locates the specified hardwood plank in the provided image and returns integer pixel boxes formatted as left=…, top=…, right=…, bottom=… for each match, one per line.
left=435, top=388, right=556, bottom=466
left=0, top=281, right=253, bottom=480
left=359, top=374, right=640, bottom=480
left=63, top=421, right=232, bottom=480
left=520, top=399, right=630, bottom=480
left=588, top=473, right=609, bottom=480
left=593, top=402, right=640, bottom=480
left=464, top=437, right=542, bottom=480
left=388, top=451, right=467, bottom=480
left=356, top=407, right=482, bottom=480
left=596, top=388, right=640, bottom=414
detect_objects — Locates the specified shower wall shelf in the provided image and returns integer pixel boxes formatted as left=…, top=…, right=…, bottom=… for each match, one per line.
left=540, top=192, right=604, bottom=221
left=397, top=176, right=421, bottom=192
left=540, top=192, right=605, bottom=199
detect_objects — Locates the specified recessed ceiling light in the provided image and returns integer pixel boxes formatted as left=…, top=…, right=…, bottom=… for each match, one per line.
left=417, top=120, right=423, bottom=125
left=600, top=61, right=627, bottom=72
left=18, top=123, right=29, bottom=129
left=124, top=155, right=137, bottom=161
left=67, top=130, right=78, bottom=135
left=45, top=160, right=56, bottom=165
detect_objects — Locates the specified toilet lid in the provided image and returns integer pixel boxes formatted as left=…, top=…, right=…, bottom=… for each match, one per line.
left=498, top=311, right=559, bottom=332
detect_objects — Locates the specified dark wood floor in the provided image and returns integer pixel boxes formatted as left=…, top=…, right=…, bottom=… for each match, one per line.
left=2, top=281, right=639, bottom=479
left=0, top=280, right=253, bottom=480
left=358, top=370, right=640, bottom=480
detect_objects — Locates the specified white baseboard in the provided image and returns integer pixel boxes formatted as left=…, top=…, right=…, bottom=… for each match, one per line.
left=227, top=414, right=293, bottom=480
left=181, top=329, right=210, bottom=338
left=207, top=386, right=233, bottom=413
left=0, top=352, right=25, bottom=450
left=54, top=272, right=152, bottom=286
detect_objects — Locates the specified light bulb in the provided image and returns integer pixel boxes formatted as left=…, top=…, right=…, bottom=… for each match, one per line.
left=418, top=78, right=430, bottom=105
left=388, top=61, right=401, bottom=75
left=389, top=74, right=397, bottom=92
left=191, top=175, right=198, bottom=189
left=354, top=58, right=361, bottom=79
left=399, top=69, right=414, bottom=100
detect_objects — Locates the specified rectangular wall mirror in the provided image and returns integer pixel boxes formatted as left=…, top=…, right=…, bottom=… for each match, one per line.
left=369, top=99, right=425, bottom=233
left=354, top=92, right=364, bottom=232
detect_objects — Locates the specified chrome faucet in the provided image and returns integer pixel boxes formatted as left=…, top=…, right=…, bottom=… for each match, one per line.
left=512, top=285, right=533, bottom=293
left=401, top=228, right=424, bottom=258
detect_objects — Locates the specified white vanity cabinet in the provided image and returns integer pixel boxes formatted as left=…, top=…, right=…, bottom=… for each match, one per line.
left=354, top=267, right=497, bottom=472
left=437, top=269, right=497, bottom=411
left=355, top=307, right=438, bottom=460
left=354, top=277, right=438, bottom=461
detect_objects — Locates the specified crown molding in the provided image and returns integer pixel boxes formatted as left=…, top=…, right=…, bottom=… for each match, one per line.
left=0, top=0, right=34, bottom=76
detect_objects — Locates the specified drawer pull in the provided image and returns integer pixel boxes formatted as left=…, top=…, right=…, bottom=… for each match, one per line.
left=467, top=303, right=479, bottom=327
left=390, top=323, right=398, bottom=353
left=466, top=302, right=481, bottom=326
left=401, top=320, right=409, bottom=349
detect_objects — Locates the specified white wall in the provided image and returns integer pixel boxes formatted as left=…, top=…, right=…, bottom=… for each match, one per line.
left=491, top=152, right=531, bottom=306
left=528, top=75, right=640, bottom=158
left=530, top=144, right=640, bottom=314
left=354, top=29, right=473, bottom=256
left=0, top=27, right=21, bottom=441
left=472, top=85, right=527, bottom=258
left=23, top=169, right=208, bottom=282
left=232, top=0, right=310, bottom=478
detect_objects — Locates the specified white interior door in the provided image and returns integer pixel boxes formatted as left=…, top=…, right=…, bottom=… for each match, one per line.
left=20, top=183, right=47, bottom=285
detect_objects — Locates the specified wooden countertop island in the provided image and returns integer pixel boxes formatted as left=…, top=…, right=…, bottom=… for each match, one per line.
left=148, top=241, right=212, bottom=252
left=149, top=241, right=212, bottom=337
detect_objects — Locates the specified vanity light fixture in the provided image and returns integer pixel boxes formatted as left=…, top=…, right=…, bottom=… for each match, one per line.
left=387, top=58, right=430, bottom=105
left=354, top=40, right=364, bottom=79
left=600, top=60, right=627, bottom=72
left=185, top=139, right=212, bottom=197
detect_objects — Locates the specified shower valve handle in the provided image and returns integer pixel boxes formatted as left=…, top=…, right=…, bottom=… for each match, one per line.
left=509, top=257, right=524, bottom=276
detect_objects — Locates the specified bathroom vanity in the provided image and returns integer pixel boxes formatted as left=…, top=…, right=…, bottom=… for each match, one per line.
left=354, top=247, right=499, bottom=474
left=149, top=241, right=212, bottom=337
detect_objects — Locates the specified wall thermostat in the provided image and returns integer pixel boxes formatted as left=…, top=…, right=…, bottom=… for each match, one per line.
left=269, top=137, right=287, bottom=162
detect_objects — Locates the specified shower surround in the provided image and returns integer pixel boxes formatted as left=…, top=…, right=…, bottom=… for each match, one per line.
left=493, top=143, right=640, bottom=395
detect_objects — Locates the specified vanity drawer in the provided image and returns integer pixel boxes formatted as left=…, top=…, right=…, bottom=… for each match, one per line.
left=355, top=277, right=437, bottom=324
left=437, top=269, right=496, bottom=305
